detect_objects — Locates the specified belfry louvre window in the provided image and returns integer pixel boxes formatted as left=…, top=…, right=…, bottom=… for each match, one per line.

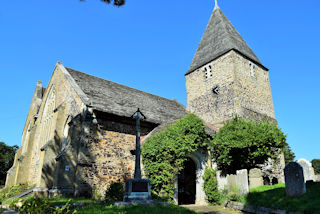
left=40, top=87, right=56, bottom=147
left=203, top=65, right=212, bottom=79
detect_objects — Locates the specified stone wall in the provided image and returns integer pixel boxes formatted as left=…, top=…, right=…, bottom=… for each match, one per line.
left=186, top=50, right=276, bottom=127
left=186, top=51, right=235, bottom=127
left=5, top=81, right=44, bottom=187
left=6, top=64, right=86, bottom=188
left=73, top=115, right=153, bottom=198
left=233, top=52, right=276, bottom=123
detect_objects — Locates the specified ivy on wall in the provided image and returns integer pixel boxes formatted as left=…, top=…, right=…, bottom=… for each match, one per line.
left=142, top=114, right=210, bottom=199
left=203, top=168, right=221, bottom=204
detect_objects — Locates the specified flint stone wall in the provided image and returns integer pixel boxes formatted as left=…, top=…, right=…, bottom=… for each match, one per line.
left=186, top=50, right=276, bottom=128
left=74, top=118, right=153, bottom=197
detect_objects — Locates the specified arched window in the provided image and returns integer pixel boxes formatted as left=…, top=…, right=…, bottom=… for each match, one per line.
left=22, top=122, right=31, bottom=154
left=40, top=87, right=56, bottom=147
left=62, top=116, right=72, bottom=147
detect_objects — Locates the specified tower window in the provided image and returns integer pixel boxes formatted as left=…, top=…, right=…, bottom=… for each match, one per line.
left=249, top=62, right=255, bottom=77
left=203, top=65, right=212, bottom=79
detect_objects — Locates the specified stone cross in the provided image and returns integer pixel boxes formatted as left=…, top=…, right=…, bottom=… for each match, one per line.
left=284, top=162, right=306, bottom=197
left=132, top=108, right=145, bottom=180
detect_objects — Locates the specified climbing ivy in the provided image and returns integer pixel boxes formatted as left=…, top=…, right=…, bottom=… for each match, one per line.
left=142, top=114, right=210, bottom=199
left=203, top=168, right=221, bottom=204
left=210, top=117, right=287, bottom=173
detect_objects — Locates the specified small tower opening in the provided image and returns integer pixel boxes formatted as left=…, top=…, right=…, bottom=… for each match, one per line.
left=249, top=62, right=255, bottom=77
left=203, top=65, right=212, bottom=79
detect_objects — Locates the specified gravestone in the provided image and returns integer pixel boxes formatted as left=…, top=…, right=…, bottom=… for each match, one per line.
left=227, top=174, right=237, bottom=193
left=225, top=169, right=249, bottom=195
left=284, top=162, right=306, bottom=197
left=236, top=169, right=249, bottom=195
left=249, top=168, right=263, bottom=189
left=297, top=159, right=315, bottom=182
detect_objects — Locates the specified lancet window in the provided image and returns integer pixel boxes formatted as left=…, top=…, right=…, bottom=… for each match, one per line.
left=40, top=87, right=56, bottom=147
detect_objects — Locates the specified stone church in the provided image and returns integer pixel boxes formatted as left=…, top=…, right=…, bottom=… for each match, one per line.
left=6, top=4, right=282, bottom=205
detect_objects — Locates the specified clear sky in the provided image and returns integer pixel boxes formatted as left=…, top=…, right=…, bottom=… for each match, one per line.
left=0, top=0, right=319, bottom=162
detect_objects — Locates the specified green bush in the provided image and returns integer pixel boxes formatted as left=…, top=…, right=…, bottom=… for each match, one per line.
left=12, top=196, right=76, bottom=214
left=0, top=183, right=33, bottom=202
left=311, top=159, right=320, bottom=174
left=211, top=117, right=287, bottom=173
left=202, top=168, right=221, bottom=204
left=142, top=114, right=210, bottom=199
left=105, top=182, right=125, bottom=203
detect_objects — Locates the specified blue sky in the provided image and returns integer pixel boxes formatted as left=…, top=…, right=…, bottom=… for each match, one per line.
left=0, top=0, right=319, bottom=162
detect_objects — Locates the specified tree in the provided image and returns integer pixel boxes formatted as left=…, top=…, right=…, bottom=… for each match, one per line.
left=311, top=159, right=320, bottom=174
left=0, top=142, right=18, bottom=185
left=283, top=144, right=295, bottom=163
left=210, top=117, right=287, bottom=173
left=101, top=0, right=125, bottom=6
left=81, top=0, right=125, bottom=6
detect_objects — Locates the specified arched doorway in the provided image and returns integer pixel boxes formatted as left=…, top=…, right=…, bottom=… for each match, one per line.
left=178, top=157, right=196, bottom=205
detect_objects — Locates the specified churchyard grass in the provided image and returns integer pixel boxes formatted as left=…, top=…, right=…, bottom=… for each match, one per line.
left=47, top=197, right=96, bottom=206
left=240, top=182, right=320, bottom=213
left=75, top=204, right=196, bottom=214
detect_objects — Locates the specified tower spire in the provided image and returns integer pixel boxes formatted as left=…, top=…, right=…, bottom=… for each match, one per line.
left=214, top=0, right=219, bottom=9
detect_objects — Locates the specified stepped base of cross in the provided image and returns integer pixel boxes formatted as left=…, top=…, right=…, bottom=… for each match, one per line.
left=123, top=178, right=152, bottom=201
left=114, top=178, right=168, bottom=207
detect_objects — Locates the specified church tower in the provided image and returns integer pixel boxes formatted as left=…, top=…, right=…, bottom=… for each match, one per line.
left=186, top=3, right=276, bottom=127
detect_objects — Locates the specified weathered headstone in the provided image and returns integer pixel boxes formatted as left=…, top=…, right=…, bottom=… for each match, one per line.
left=227, top=174, right=237, bottom=193
left=284, top=162, right=306, bottom=197
left=249, top=168, right=263, bottom=189
left=217, top=169, right=249, bottom=195
left=236, top=169, right=249, bottom=195
left=216, top=170, right=228, bottom=191
left=297, top=159, right=315, bottom=182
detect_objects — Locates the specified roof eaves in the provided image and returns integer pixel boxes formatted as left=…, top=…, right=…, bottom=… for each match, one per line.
left=185, top=48, right=268, bottom=76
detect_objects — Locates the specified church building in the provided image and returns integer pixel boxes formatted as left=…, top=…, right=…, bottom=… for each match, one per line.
left=6, top=3, right=280, bottom=205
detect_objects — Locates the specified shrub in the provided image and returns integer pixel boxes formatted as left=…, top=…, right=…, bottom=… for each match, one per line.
left=105, top=182, right=125, bottom=203
left=211, top=117, right=287, bottom=173
left=13, top=196, right=76, bottom=214
left=202, top=168, right=221, bottom=204
left=0, top=183, right=33, bottom=202
left=311, top=159, right=320, bottom=174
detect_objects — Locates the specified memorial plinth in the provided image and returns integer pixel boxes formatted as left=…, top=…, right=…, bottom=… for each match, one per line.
left=123, top=178, right=151, bottom=201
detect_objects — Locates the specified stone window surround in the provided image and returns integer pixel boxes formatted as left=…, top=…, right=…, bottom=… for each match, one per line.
left=173, top=150, right=208, bottom=205
left=22, top=122, right=31, bottom=154
left=203, top=65, right=213, bottom=79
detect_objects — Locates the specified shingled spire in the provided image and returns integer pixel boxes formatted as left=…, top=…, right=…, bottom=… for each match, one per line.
left=186, top=5, right=266, bottom=75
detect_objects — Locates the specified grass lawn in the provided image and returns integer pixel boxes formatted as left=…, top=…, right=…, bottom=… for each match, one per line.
left=75, top=204, right=196, bottom=214
left=47, top=197, right=96, bottom=206
left=241, top=182, right=320, bottom=213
